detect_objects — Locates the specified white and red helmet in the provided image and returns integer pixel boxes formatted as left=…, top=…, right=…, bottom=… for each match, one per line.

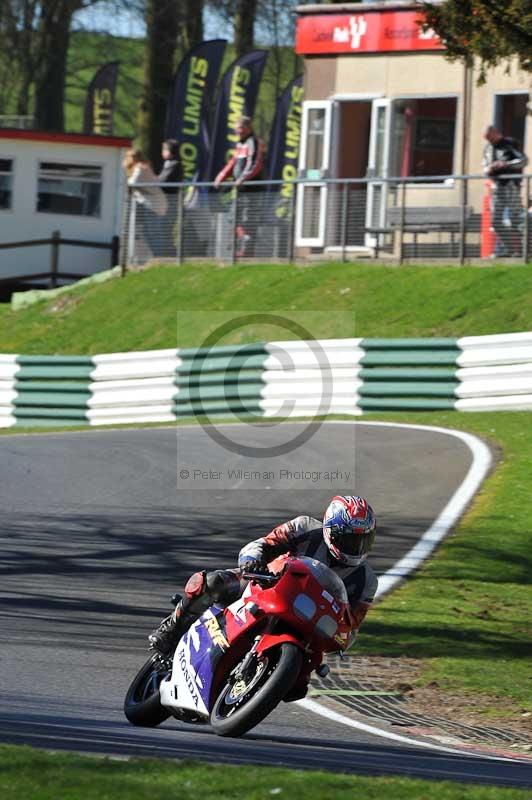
left=323, top=495, right=376, bottom=567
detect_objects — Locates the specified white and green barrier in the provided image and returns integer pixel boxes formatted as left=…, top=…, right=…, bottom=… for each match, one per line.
left=1, top=332, right=532, bottom=428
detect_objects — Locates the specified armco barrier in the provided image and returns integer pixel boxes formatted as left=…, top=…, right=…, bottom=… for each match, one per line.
left=174, top=344, right=267, bottom=417
left=356, top=338, right=459, bottom=412
left=1, top=331, right=532, bottom=427
left=261, top=339, right=362, bottom=417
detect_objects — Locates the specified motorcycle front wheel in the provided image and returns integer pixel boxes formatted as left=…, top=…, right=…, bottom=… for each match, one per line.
left=124, top=655, right=171, bottom=727
left=210, top=642, right=303, bottom=737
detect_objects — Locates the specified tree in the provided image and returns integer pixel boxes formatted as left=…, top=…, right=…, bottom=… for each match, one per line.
left=0, top=1, right=129, bottom=130
left=34, top=0, right=84, bottom=131
left=183, top=0, right=203, bottom=51
left=422, top=0, right=532, bottom=82
left=137, top=0, right=179, bottom=169
left=209, top=0, right=259, bottom=57
left=234, top=0, right=257, bottom=57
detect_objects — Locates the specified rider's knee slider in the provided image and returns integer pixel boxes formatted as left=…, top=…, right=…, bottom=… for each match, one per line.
left=184, top=571, right=207, bottom=598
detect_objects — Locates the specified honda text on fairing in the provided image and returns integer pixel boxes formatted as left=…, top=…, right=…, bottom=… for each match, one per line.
left=124, top=556, right=352, bottom=737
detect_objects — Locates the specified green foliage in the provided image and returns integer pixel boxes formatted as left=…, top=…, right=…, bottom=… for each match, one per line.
left=65, top=31, right=144, bottom=136
left=1, top=744, right=530, bottom=799
left=422, top=1, right=532, bottom=82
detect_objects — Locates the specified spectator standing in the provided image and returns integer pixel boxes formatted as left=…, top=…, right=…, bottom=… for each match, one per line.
left=123, top=148, right=167, bottom=260
left=214, top=115, right=265, bottom=257
left=157, top=139, right=183, bottom=255
left=483, top=126, right=528, bottom=257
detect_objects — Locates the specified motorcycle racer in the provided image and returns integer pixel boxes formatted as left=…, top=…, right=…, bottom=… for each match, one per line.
left=149, top=495, right=378, bottom=699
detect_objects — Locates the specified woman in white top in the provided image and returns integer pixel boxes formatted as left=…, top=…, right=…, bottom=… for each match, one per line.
left=123, top=149, right=168, bottom=259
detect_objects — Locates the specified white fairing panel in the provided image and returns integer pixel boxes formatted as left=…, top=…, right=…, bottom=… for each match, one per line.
left=159, top=619, right=210, bottom=716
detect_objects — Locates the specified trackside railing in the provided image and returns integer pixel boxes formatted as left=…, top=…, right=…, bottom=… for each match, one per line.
left=120, top=174, right=532, bottom=268
left=0, top=231, right=120, bottom=288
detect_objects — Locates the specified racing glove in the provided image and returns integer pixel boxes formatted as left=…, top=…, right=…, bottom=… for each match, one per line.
left=240, top=559, right=270, bottom=575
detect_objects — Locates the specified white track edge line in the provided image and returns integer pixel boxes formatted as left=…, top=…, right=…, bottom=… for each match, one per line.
left=299, top=420, right=526, bottom=761
left=298, top=697, right=486, bottom=758
left=355, top=422, right=493, bottom=600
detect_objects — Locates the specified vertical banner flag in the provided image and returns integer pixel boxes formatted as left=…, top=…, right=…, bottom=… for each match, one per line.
left=266, top=74, right=304, bottom=218
left=206, top=50, right=269, bottom=181
left=165, top=39, right=227, bottom=183
left=83, top=62, right=120, bottom=135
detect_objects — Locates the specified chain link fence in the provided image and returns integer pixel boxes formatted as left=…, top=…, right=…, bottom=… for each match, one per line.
left=120, top=174, right=532, bottom=268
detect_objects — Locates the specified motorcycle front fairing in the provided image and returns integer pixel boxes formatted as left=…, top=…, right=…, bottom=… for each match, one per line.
left=159, top=607, right=228, bottom=717
left=159, top=594, right=261, bottom=717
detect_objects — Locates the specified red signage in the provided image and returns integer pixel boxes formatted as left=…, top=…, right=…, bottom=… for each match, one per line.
left=295, top=11, right=444, bottom=55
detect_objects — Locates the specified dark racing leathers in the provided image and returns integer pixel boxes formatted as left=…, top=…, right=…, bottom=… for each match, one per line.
left=483, top=137, right=528, bottom=255
left=151, top=516, right=378, bottom=699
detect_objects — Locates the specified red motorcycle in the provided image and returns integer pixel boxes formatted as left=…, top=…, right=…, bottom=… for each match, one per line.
left=124, top=555, right=352, bottom=737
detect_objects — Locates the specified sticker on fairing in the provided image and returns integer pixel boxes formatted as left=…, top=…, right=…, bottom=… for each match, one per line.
left=203, top=609, right=229, bottom=649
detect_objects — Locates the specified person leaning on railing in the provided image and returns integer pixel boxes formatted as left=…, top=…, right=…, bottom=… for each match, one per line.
left=156, top=139, right=183, bottom=255
left=483, top=126, right=528, bottom=258
left=123, top=148, right=168, bottom=259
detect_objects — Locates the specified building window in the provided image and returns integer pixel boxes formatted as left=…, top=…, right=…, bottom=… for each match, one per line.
left=37, top=162, right=102, bottom=216
left=0, top=158, right=13, bottom=210
left=390, top=98, right=457, bottom=181
left=494, top=93, right=528, bottom=149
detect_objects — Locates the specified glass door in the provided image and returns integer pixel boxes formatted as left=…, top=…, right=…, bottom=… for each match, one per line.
left=295, top=101, right=333, bottom=247
left=365, top=99, right=391, bottom=248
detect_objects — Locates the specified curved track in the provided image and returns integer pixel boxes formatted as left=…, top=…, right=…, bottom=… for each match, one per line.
left=0, top=422, right=530, bottom=787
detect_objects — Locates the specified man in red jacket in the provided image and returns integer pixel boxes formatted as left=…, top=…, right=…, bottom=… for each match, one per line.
left=214, top=115, right=265, bottom=256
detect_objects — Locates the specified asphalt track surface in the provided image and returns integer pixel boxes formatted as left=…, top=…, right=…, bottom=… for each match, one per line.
left=1, top=421, right=530, bottom=787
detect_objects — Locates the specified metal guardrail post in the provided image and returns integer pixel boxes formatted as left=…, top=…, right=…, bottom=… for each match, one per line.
left=288, top=182, right=297, bottom=263
left=398, top=181, right=406, bottom=265
left=177, top=186, right=184, bottom=265
left=110, top=235, right=120, bottom=268
left=120, top=187, right=132, bottom=277
left=340, top=181, right=349, bottom=263
left=230, top=188, right=238, bottom=265
left=459, top=176, right=467, bottom=265
left=50, top=230, right=60, bottom=288
left=524, top=175, right=530, bottom=264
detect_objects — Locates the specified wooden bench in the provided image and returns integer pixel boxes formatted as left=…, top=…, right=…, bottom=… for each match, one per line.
left=367, top=205, right=472, bottom=257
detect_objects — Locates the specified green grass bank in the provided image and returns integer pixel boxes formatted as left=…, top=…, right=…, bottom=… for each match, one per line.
left=1, top=262, right=532, bottom=354
left=356, top=411, right=531, bottom=720
left=0, top=745, right=529, bottom=800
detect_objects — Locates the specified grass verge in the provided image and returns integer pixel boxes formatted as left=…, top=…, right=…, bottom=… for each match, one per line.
left=0, top=745, right=529, bottom=800
left=356, top=411, right=531, bottom=722
left=2, top=262, right=532, bottom=353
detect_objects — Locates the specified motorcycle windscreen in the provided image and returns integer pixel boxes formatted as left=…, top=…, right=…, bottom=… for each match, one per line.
left=297, top=556, right=348, bottom=603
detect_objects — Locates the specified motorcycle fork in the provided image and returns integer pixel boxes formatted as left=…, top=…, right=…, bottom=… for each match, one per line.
left=230, top=635, right=262, bottom=682
left=229, top=615, right=277, bottom=683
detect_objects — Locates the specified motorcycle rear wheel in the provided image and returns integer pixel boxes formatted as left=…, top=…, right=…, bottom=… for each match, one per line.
left=210, top=642, right=302, bottom=737
left=124, top=655, right=171, bottom=727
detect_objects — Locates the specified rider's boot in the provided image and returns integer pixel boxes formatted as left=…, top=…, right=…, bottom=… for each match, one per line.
left=148, top=599, right=197, bottom=657
left=283, top=678, right=309, bottom=703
